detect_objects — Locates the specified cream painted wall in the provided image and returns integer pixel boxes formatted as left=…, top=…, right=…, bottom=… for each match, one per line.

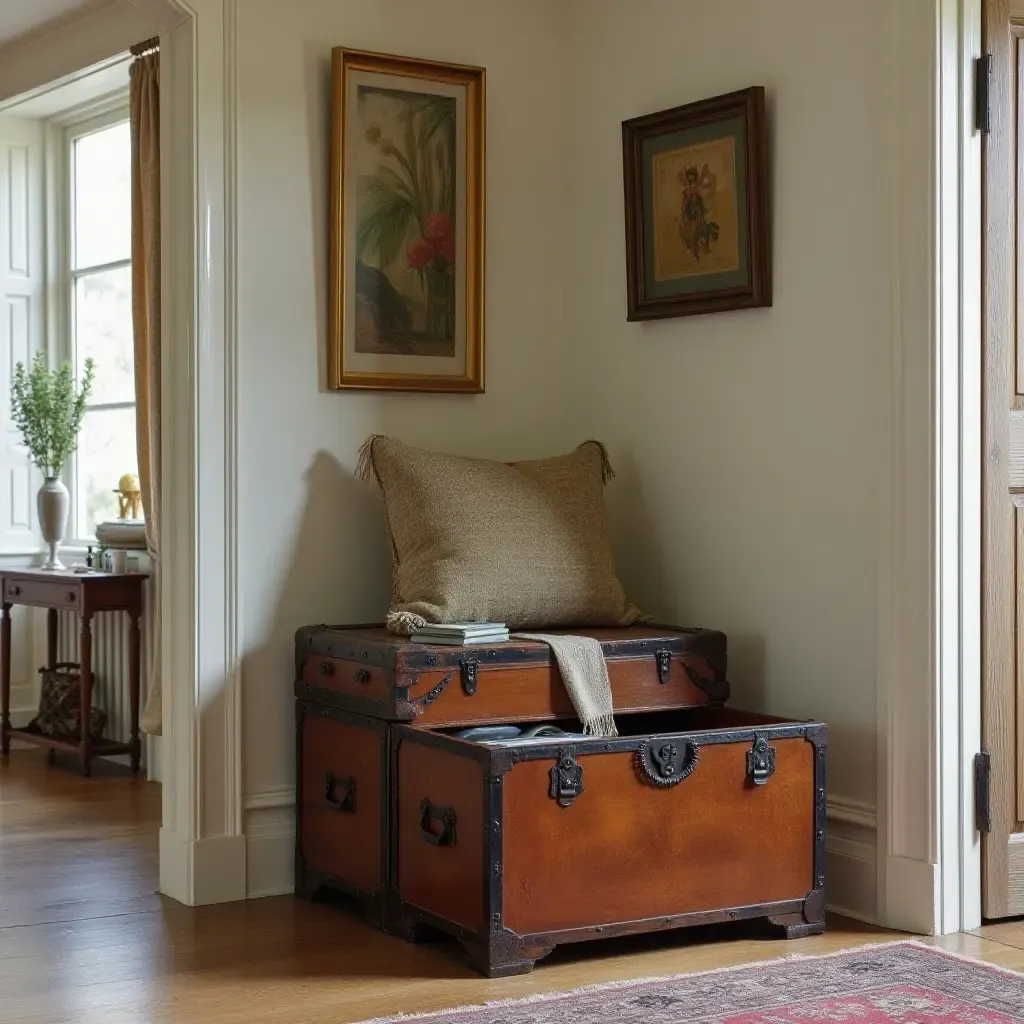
left=239, top=0, right=918, bottom=832
left=236, top=0, right=568, bottom=799
left=563, top=0, right=892, bottom=811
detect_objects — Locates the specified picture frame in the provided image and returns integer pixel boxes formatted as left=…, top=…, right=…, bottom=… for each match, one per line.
left=329, top=48, right=485, bottom=392
left=622, top=86, right=770, bottom=321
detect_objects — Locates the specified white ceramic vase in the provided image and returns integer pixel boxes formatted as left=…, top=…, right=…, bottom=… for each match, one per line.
left=37, top=477, right=69, bottom=571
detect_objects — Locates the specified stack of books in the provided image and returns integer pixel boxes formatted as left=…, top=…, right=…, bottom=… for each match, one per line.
left=410, top=622, right=509, bottom=645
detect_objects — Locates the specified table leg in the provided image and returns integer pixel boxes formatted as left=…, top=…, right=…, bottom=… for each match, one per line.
left=45, top=609, right=59, bottom=765
left=46, top=608, right=57, bottom=670
left=1, top=602, right=11, bottom=757
left=79, top=614, right=92, bottom=778
left=128, top=612, right=141, bottom=776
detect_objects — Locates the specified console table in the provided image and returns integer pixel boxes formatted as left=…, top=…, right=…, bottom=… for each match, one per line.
left=0, top=568, right=147, bottom=777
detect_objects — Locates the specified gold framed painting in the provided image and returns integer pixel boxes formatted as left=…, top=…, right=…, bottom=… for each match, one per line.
left=329, top=48, right=485, bottom=392
left=622, top=87, right=771, bottom=320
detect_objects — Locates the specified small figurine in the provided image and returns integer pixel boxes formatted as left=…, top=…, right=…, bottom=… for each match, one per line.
left=113, top=473, right=142, bottom=520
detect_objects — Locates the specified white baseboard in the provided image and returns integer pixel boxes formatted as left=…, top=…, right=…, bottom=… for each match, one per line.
left=159, top=829, right=247, bottom=906
left=10, top=705, right=35, bottom=728
left=245, top=787, right=295, bottom=898
left=882, top=854, right=939, bottom=935
left=826, top=796, right=878, bottom=924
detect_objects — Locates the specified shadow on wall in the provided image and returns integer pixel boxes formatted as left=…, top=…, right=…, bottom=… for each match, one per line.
left=241, top=450, right=391, bottom=784
left=725, top=634, right=766, bottom=712
left=606, top=449, right=768, bottom=712
left=604, top=448, right=671, bottom=616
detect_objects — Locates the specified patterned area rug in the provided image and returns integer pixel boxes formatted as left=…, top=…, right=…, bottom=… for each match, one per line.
left=368, top=943, right=1024, bottom=1024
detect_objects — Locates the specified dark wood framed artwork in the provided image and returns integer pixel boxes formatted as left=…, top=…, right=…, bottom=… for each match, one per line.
left=622, top=86, right=771, bottom=321
left=329, top=48, right=485, bottom=392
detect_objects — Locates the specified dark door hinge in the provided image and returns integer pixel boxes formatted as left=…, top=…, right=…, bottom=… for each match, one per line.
left=974, top=751, right=992, bottom=833
left=976, top=53, right=993, bottom=135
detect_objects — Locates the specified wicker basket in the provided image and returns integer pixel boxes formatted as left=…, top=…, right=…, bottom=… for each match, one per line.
left=29, top=662, right=106, bottom=741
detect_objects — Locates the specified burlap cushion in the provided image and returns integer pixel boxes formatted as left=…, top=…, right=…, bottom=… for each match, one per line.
left=358, top=437, right=643, bottom=634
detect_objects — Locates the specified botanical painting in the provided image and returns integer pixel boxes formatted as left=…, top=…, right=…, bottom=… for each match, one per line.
left=355, top=86, right=457, bottom=357
left=329, top=49, right=485, bottom=392
left=651, top=137, right=740, bottom=282
left=622, top=87, right=771, bottom=320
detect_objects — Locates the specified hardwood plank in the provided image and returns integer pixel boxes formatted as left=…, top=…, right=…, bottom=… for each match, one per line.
left=975, top=917, right=1024, bottom=949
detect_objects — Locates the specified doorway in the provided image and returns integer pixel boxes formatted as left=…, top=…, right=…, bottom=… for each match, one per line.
left=0, top=47, right=162, bottom=906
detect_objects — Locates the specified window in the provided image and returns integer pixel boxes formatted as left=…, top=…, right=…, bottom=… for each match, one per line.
left=65, top=114, right=137, bottom=540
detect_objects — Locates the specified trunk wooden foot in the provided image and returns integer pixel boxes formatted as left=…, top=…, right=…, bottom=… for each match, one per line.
left=462, top=930, right=551, bottom=978
left=462, top=941, right=538, bottom=978
left=388, top=918, right=425, bottom=944
left=769, top=912, right=826, bottom=939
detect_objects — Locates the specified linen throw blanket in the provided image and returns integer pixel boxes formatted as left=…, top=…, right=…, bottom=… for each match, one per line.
left=512, top=633, right=617, bottom=737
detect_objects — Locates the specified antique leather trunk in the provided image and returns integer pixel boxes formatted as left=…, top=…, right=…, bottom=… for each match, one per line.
left=294, top=625, right=826, bottom=975
left=294, top=624, right=728, bottom=727
left=392, top=707, right=826, bottom=976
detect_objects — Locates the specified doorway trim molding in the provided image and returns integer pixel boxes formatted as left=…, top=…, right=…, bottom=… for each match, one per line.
left=876, top=0, right=982, bottom=936
left=937, top=0, right=983, bottom=936
left=159, top=0, right=245, bottom=904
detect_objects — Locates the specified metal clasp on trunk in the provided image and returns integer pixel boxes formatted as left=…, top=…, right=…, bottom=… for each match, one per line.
left=460, top=658, right=479, bottom=696
left=637, top=738, right=699, bottom=787
left=549, top=750, right=584, bottom=808
left=746, top=736, right=776, bottom=786
left=655, top=649, right=671, bottom=684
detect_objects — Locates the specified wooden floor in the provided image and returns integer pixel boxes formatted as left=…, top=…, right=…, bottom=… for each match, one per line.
left=1, top=749, right=1023, bottom=1024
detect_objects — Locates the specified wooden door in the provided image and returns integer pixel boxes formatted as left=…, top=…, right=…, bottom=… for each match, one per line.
left=983, top=0, right=1024, bottom=919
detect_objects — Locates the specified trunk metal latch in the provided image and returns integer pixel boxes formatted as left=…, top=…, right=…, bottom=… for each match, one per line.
left=549, top=750, right=584, bottom=808
left=747, top=736, right=776, bottom=786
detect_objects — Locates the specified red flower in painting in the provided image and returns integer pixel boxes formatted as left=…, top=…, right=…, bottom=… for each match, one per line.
left=405, top=236, right=434, bottom=269
left=425, top=212, right=453, bottom=243
left=425, top=212, right=455, bottom=262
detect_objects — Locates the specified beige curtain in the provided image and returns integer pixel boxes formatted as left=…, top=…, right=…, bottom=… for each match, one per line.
left=131, top=49, right=162, bottom=736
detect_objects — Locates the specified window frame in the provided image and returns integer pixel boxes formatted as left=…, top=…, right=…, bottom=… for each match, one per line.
left=46, top=92, right=134, bottom=545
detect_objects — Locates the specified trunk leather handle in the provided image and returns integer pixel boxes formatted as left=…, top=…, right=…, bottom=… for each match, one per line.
left=324, top=771, right=356, bottom=813
left=419, top=798, right=457, bottom=847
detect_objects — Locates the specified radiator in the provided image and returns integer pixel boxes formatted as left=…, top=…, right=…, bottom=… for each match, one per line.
left=54, top=573, right=155, bottom=764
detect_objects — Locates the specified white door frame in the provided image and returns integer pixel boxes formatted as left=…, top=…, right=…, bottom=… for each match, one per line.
left=937, top=0, right=984, bottom=936
left=877, top=0, right=982, bottom=937
left=159, top=0, right=245, bottom=904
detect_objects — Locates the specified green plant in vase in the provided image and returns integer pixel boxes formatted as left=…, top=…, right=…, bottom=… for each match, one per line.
left=10, top=352, right=95, bottom=570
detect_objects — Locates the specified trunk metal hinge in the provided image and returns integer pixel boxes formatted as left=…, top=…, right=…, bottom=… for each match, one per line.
left=976, top=54, right=993, bottom=135
left=974, top=751, right=992, bottom=833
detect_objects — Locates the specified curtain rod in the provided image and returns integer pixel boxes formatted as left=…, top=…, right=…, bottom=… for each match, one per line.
left=130, top=37, right=159, bottom=57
